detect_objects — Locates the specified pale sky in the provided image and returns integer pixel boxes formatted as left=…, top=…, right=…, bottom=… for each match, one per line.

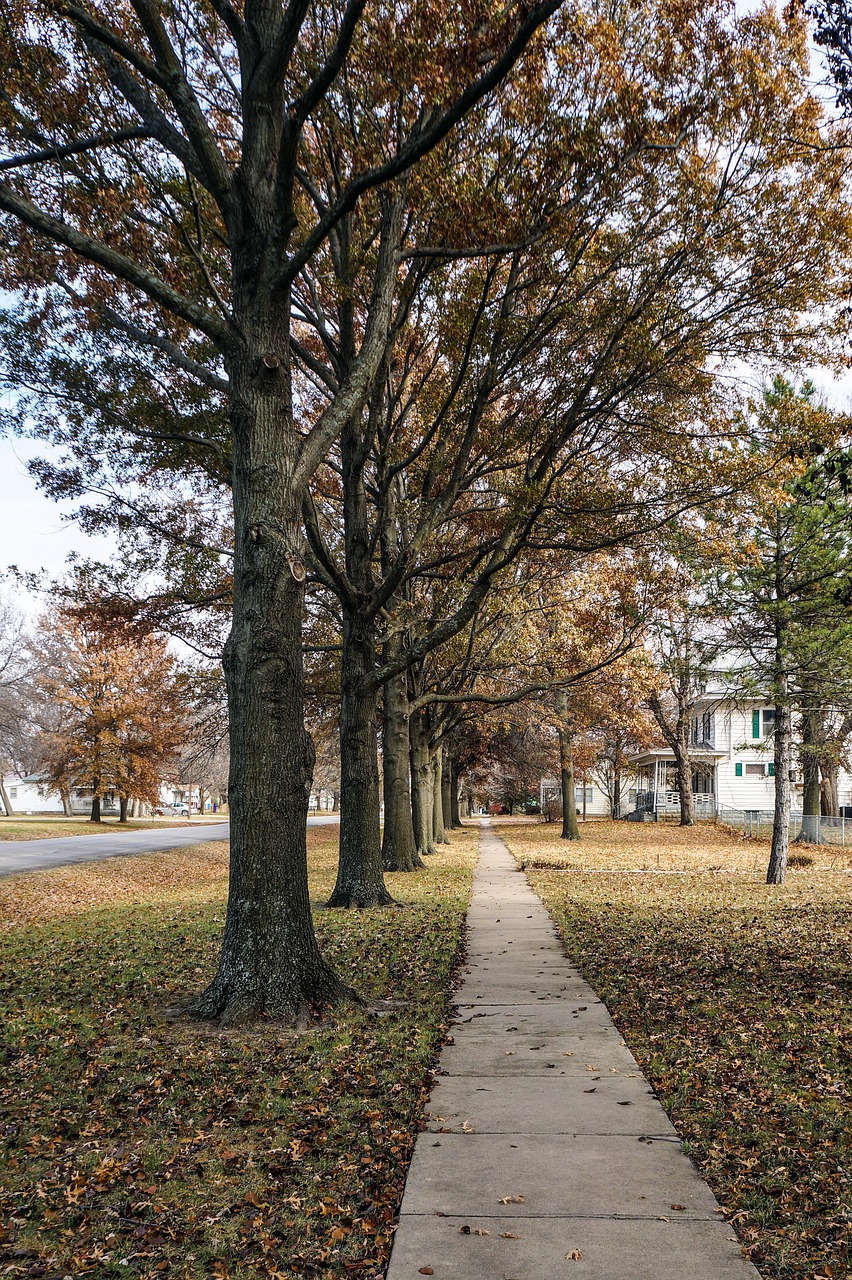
left=0, top=435, right=115, bottom=615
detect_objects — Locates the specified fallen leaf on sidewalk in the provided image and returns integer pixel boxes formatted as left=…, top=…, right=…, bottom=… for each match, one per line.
left=565, top=1249, right=583, bottom=1260
left=498, top=1194, right=526, bottom=1204
left=418, top=1269, right=434, bottom=1275
left=499, top=1232, right=520, bottom=1239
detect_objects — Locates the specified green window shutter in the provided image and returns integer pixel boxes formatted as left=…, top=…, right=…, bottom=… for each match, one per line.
left=752, top=710, right=760, bottom=738
left=735, top=762, right=743, bottom=777
left=768, top=762, right=775, bottom=777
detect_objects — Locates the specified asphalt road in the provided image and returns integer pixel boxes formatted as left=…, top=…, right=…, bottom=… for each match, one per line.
left=0, top=814, right=339, bottom=878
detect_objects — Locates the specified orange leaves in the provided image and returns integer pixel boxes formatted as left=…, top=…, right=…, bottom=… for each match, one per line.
left=32, top=603, right=188, bottom=808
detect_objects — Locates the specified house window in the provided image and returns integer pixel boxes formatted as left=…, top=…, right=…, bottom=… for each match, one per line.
left=574, top=785, right=594, bottom=802
left=735, top=763, right=743, bottom=777
left=762, top=709, right=776, bottom=736
left=8, top=787, right=17, bottom=798
left=752, top=710, right=761, bottom=738
left=701, top=712, right=712, bottom=742
left=745, top=763, right=765, bottom=777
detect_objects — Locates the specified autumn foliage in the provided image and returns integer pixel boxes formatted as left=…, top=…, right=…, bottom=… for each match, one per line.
left=35, top=609, right=186, bottom=820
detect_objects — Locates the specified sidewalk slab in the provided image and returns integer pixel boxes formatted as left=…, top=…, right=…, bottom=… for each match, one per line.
left=426, top=1074, right=675, bottom=1136
left=384, top=823, right=760, bottom=1280
left=388, top=1214, right=759, bottom=1280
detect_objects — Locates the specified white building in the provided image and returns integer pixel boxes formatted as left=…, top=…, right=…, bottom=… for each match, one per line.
left=0, top=774, right=114, bottom=815
left=539, top=776, right=632, bottom=819
left=630, top=679, right=852, bottom=819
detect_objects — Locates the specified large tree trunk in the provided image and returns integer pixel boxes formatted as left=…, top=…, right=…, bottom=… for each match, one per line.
left=555, top=692, right=580, bottom=841
left=674, top=741, right=695, bottom=826
left=768, top=697, right=792, bottom=882
left=796, top=707, right=821, bottom=843
left=559, top=735, right=580, bottom=841
left=440, top=745, right=456, bottom=831
left=90, top=794, right=101, bottom=824
left=411, top=733, right=436, bottom=859
left=433, top=743, right=449, bottom=844
left=381, top=666, right=422, bottom=872
left=327, top=608, right=392, bottom=907
left=60, top=787, right=72, bottom=817
left=611, top=766, right=622, bottom=819
left=821, top=762, right=839, bottom=817
left=0, top=778, right=13, bottom=816
left=189, top=347, right=352, bottom=1025
left=647, top=692, right=694, bottom=826
left=449, top=756, right=462, bottom=827
left=119, top=795, right=129, bottom=824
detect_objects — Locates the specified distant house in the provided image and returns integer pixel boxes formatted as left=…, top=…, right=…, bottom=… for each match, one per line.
left=0, top=774, right=112, bottom=816
left=538, top=776, right=630, bottom=819
left=629, top=677, right=851, bottom=819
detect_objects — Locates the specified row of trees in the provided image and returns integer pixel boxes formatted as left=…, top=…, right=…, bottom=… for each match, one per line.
left=2, top=0, right=852, bottom=1020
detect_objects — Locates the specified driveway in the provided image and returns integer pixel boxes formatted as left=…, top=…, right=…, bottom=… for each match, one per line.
left=0, top=814, right=339, bottom=878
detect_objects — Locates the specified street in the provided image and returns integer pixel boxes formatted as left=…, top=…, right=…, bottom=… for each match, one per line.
left=0, top=814, right=339, bottom=878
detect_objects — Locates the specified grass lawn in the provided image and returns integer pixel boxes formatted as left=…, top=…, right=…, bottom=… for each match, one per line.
left=498, top=818, right=852, bottom=1280
left=0, top=818, right=225, bottom=842
left=0, top=825, right=478, bottom=1279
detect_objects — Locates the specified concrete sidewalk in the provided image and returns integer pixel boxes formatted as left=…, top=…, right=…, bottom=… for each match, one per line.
left=385, top=822, right=760, bottom=1280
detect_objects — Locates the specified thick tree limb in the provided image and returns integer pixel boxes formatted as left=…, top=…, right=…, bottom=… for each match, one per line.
left=0, top=181, right=236, bottom=349
left=0, top=127, right=152, bottom=173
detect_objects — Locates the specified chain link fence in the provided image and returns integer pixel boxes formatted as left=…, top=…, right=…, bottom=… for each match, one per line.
left=717, top=807, right=851, bottom=847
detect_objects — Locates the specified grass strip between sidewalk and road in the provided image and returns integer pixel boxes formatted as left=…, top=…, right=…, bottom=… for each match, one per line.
left=0, top=819, right=225, bottom=843
left=0, top=825, right=478, bottom=1279
left=499, top=818, right=852, bottom=1280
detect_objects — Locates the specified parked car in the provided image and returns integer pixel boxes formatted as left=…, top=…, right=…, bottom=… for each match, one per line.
left=169, top=802, right=190, bottom=817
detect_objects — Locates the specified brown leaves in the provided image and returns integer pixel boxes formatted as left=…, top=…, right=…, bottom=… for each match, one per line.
left=511, top=818, right=852, bottom=1280
left=0, top=826, right=481, bottom=1279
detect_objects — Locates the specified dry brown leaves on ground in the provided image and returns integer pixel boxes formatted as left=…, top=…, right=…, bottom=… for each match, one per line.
left=496, top=818, right=852, bottom=1280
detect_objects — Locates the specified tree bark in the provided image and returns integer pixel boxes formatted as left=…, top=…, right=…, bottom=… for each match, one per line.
left=795, top=705, right=821, bottom=844
left=327, top=608, right=392, bottom=906
left=768, top=696, right=792, bottom=882
left=647, top=691, right=694, bottom=826
left=60, top=787, right=72, bottom=817
left=90, top=794, right=101, bottom=823
left=821, top=763, right=839, bottom=817
left=381, top=665, right=422, bottom=872
left=768, top=565, right=791, bottom=885
left=555, top=691, right=580, bottom=840
left=674, top=750, right=695, bottom=826
left=611, top=766, right=622, bottom=819
left=188, top=344, right=353, bottom=1024
left=559, top=737, right=580, bottom=841
left=449, top=756, right=462, bottom=827
left=119, top=795, right=129, bottom=823
left=0, top=778, right=13, bottom=816
left=433, top=743, right=449, bottom=844
left=441, top=745, right=454, bottom=833
left=410, top=725, right=436, bottom=859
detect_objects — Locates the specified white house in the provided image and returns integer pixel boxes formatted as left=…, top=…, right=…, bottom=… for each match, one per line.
left=630, top=676, right=852, bottom=819
left=0, top=773, right=111, bottom=816
left=539, top=775, right=632, bottom=819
